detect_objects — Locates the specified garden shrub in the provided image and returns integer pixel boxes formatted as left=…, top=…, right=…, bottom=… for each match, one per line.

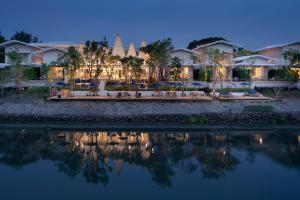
left=23, top=67, right=40, bottom=80
left=268, top=68, right=299, bottom=81
left=233, top=68, right=251, bottom=81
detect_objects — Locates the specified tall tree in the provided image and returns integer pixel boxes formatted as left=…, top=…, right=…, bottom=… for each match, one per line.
left=235, top=48, right=256, bottom=57
left=128, top=56, right=144, bottom=95
left=0, top=32, right=5, bottom=43
left=169, top=57, right=182, bottom=81
left=94, top=38, right=109, bottom=82
left=187, top=37, right=227, bottom=50
left=82, top=40, right=98, bottom=80
left=11, top=31, right=39, bottom=43
left=0, top=69, right=9, bottom=96
left=283, top=49, right=300, bottom=67
left=59, top=47, right=82, bottom=96
left=104, top=55, right=119, bottom=81
left=0, top=32, right=6, bottom=63
left=7, top=51, right=24, bottom=93
left=140, top=38, right=173, bottom=82
left=120, top=56, right=131, bottom=84
left=282, top=49, right=300, bottom=93
left=206, top=48, right=226, bottom=96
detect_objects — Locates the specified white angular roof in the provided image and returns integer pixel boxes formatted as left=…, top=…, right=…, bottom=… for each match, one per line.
left=127, top=42, right=137, bottom=57
left=257, top=41, right=300, bottom=51
left=0, top=40, right=44, bottom=50
left=234, top=55, right=280, bottom=66
left=170, top=48, right=200, bottom=54
left=193, top=40, right=242, bottom=51
left=33, top=48, right=66, bottom=54
left=112, top=34, right=126, bottom=58
left=29, top=41, right=83, bottom=48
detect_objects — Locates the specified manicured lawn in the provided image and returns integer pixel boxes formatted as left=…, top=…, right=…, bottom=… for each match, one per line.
left=258, top=88, right=300, bottom=99
left=0, top=86, right=49, bottom=98
left=216, top=88, right=250, bottom=92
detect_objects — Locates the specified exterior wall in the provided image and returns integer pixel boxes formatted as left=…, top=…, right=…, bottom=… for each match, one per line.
left=193, top=45, right=234, bottom=66
left=170, top=50, right=197, bottom=66
left=42, top=50, right=64, bottom=64
left=179, top=66, right=193, bottom=80
left=207, top=43, right=235, bottom=54
left=251, top=67, right=268, bottom=81
left=4, top=43, right=40, bottom=65
left=32, top=54, right=43, bottom=64
left=49, top=67, right=64, bottom=82
left=259, top=48, right=282, bottom=60
left=5, top=43, right=38, bottom=54
left=260, top=44, right=300, bottom=65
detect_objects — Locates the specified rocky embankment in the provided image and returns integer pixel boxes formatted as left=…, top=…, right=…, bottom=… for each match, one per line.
left=0, top=99, right=299, bottom=124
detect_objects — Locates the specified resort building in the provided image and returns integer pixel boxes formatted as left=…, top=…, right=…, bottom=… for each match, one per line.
left=233, top=55, right=280, bottom=81
left=258, top=41, right=300, bottom=77
left=0, top=35, right=150, bottom=82
left=170, top=40, right=242, bottom=81
left=0, top=37, right=299, bottom=83
left=258, top=42, right=300, bottom=65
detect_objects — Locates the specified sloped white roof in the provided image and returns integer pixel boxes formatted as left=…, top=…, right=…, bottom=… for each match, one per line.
left=127, top=42, right=137, bottom=57
left=234, top=55, right=276, bottom=62
left=193, top=40, right=242, bottom=50
left=29, top=41, right=83, bottom=48
left=33, top=48, right=66, bottom=54
left=0, top=40, right=44, bottom=50
left=234, top=55, right=280, bottom=66
left=258, top=41, right=300, bottom=51
left=170, top=48, right=199, bottom=54
left=112, top=34, right=126, bottom=58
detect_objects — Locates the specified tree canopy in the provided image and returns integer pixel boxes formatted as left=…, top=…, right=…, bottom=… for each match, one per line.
left=0, top=32, right=5, bottom=43
left=0, top=32, right=5, bottom=63
left=283, top=49, right=300, bottom=67
left=169, top=57, right=182, bottom=81
left=140, top=38, right=173, bottom=81
left=235, top=48, right=256, bottom=57
left=11, top=31, right=39, bottom=43
left=187, top=37, right=227, bottom=50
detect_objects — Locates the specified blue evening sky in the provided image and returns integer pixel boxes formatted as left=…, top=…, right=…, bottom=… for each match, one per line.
left=0, top=0, right=299, bottom=50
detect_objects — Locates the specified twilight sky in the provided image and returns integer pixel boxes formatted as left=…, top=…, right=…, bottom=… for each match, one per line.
left=1, top=0, right=299, bottom=50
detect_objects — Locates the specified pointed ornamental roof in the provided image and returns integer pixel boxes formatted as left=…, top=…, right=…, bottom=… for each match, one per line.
left=138, top=39, right=148, bottom=60
left=127, top=42, right=137, bottom=57
left=112, top=34, right=126, bottom=58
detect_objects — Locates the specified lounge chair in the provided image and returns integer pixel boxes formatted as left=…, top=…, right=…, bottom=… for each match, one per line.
left=124, top=92, right=131, bottom=97
left=247, top=89, right=259, bottom=97
left=136, top=92, right=142, bottom=98
left=116, top=92, right=122, bottom=98
left=219, top=91, right=233, bottom=98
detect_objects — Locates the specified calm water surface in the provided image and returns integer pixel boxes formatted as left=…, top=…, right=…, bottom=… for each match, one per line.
left=0, top=125, right=300, bottom=200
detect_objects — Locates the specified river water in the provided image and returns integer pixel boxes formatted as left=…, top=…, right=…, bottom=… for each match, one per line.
left=0, top=124, right=299, bottom=200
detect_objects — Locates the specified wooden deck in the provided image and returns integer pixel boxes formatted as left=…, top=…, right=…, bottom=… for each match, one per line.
left=48, top=96, right=213, bottom=101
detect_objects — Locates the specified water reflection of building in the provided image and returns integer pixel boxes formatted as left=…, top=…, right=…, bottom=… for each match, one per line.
left=1, top=129, right=300, bottom=186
